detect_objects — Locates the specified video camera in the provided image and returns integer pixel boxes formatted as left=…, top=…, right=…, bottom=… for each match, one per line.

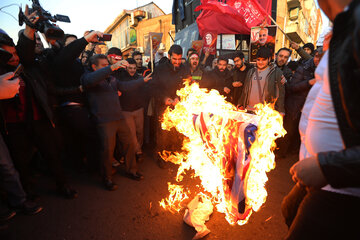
left=18, top=0, right=70, bottom=40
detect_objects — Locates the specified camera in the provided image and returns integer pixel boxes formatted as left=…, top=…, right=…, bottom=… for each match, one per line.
left=98, top=34, right=112, bottom=42
left=18, top=0, right=70, bottom=40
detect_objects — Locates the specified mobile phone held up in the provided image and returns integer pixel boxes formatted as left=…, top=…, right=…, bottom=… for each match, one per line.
left=98, top=34, right=112, bottom=41
left=11, top=64, right=24, bottom=80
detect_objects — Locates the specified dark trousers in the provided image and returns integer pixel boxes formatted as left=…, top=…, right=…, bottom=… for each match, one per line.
left=97, top=119, right=137, bottom=178
left=5, top=120, right=67, bottom=192
left=0, top=134, right=26, bottom=206
left=278, top=114, right=301, bottom=156
left=284, top=190, right=360, bottom=240
left=56, top=106, right=100, bottom=170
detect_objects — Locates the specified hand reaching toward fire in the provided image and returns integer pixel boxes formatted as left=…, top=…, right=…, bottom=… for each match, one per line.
left=290, top=156, right=327, bottom=189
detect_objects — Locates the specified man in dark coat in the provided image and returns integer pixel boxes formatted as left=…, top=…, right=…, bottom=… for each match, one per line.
left=0, top=18, right=77, bottom=199
left=231, top=51, right=253, bottom=105
left=150, top=44, right=189, bottom=168
left=200, top=55, right=232, bottom=101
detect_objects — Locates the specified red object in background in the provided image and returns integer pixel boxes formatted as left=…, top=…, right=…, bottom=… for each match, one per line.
left=202, top=32, right=217, bottom=55
left=195, top=0, right=271, bottom=37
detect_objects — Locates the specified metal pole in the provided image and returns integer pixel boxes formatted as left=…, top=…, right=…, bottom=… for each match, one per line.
left=150, top=34, right=154, bottom=72
left=267, top=15, right=292, bottom=41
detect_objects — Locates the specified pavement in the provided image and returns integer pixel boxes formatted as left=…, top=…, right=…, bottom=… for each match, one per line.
left=1, top=151, right=298, bottom=240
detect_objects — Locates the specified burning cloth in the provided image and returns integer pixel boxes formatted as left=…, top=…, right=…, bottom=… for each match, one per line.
left=160, top=82, right=285, bottom=232
left=192, top=112, right=258, bottom=223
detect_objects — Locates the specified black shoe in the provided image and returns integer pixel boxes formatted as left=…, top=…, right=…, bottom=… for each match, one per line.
left=57, top=185, right=78, bottom=199
left=0, top=206, right=16, bottom=221
left=136, top=153, right=144, bottom=163
left=126, top=172, right=144, bottom=181
left=13, top=200, right=43, bottom=215
left=103, top=179, right=118, bottom=191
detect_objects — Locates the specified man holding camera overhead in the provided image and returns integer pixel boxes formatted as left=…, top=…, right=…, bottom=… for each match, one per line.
left=0, top=5, right=77, bottom=199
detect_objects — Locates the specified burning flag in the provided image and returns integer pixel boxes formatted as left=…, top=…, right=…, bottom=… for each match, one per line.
left=159, top=81, right=285, bottom=235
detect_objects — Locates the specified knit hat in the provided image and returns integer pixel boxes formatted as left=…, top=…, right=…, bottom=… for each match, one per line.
left=303, top=43, right=315, bottom=53
left=0, top=31, right=15, bottom=47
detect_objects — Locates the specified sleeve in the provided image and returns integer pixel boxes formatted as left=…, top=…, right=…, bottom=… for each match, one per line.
left=116, top=77, right=144, bottom=92
left=52, top=37, right=88, bottom=70
left=317, top=146, right=360, bottom=188
left=16, top=32, right=35, bottom=66
left=288, top=66, right=312, bottom=93
left=81, top=66, right=112, bottom=88
left=296, top=47, right=312, bottom=61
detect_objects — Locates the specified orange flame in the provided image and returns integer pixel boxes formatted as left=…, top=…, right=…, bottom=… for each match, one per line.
left=159, top=81, right=285, bottom=225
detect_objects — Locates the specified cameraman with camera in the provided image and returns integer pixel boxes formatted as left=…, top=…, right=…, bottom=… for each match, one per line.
left=0, top=5, right=77, bottom=200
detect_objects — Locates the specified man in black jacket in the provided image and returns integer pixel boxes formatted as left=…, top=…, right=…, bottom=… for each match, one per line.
left=132, top=51, right=149, bottom=76
left=52, top=30, right=103, bottom=173
left=279, top=48, right=323, bottom=158
left=231, top=51, right=253, bottom=105
left=200, top=55, right=232, bottom=101
left=0, top=12, right=77, bottom=199
left=150, top=44, right=189, bottom=168
left=120, top=58, right=151, bottom=163
left=81, top=54, right=151, bottom=190
left=283, top=0, right=360, bottom=239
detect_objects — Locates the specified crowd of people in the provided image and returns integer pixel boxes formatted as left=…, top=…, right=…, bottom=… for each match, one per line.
left=0, top=0, right=360, bottom=239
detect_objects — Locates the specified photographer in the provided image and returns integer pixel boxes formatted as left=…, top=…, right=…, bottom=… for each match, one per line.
left=81, top=54, right=151, bottom=190
left=0, top=5, right=77, bottom=200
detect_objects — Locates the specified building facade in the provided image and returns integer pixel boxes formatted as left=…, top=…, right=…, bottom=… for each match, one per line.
left=104, top=2, right=175, bottom=59
left=276, top=0, right=323, bottom=54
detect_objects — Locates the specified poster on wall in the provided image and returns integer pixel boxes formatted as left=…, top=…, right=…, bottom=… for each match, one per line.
left=249, top=26, right=277, bottom=62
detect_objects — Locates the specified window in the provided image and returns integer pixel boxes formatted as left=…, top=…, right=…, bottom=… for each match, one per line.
left=289, top=7, right=299, bottom=21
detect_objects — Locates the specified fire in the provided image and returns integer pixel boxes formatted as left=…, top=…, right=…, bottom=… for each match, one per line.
left=159, top=81, right=285, bottom=225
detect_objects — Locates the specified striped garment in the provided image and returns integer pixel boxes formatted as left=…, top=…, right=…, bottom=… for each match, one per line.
left=192, top=112, right=258, bottom=222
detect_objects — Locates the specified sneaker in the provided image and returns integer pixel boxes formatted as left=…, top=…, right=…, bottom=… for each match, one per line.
left=126, top=172, right=144, bottom=181
left=103, top=178, right=118, bottom=191
left=13, top=200, right=43, bottom=215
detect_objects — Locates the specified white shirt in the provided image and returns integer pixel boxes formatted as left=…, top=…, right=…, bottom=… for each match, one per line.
left=299, top=51, right=360, bottom=197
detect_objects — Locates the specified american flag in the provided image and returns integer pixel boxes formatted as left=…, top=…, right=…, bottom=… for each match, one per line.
left=192, top=112, right=258, bottom=222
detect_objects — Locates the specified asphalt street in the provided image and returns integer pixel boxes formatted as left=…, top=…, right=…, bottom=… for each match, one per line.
left=1, top=151, right=297, bottom=240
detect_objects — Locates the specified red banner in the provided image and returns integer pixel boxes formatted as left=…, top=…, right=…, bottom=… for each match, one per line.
left=195, top=0, right=271, bottom=37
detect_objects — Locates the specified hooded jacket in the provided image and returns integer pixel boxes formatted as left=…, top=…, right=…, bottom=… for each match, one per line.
left=238, top=63, right=285, bottom=113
